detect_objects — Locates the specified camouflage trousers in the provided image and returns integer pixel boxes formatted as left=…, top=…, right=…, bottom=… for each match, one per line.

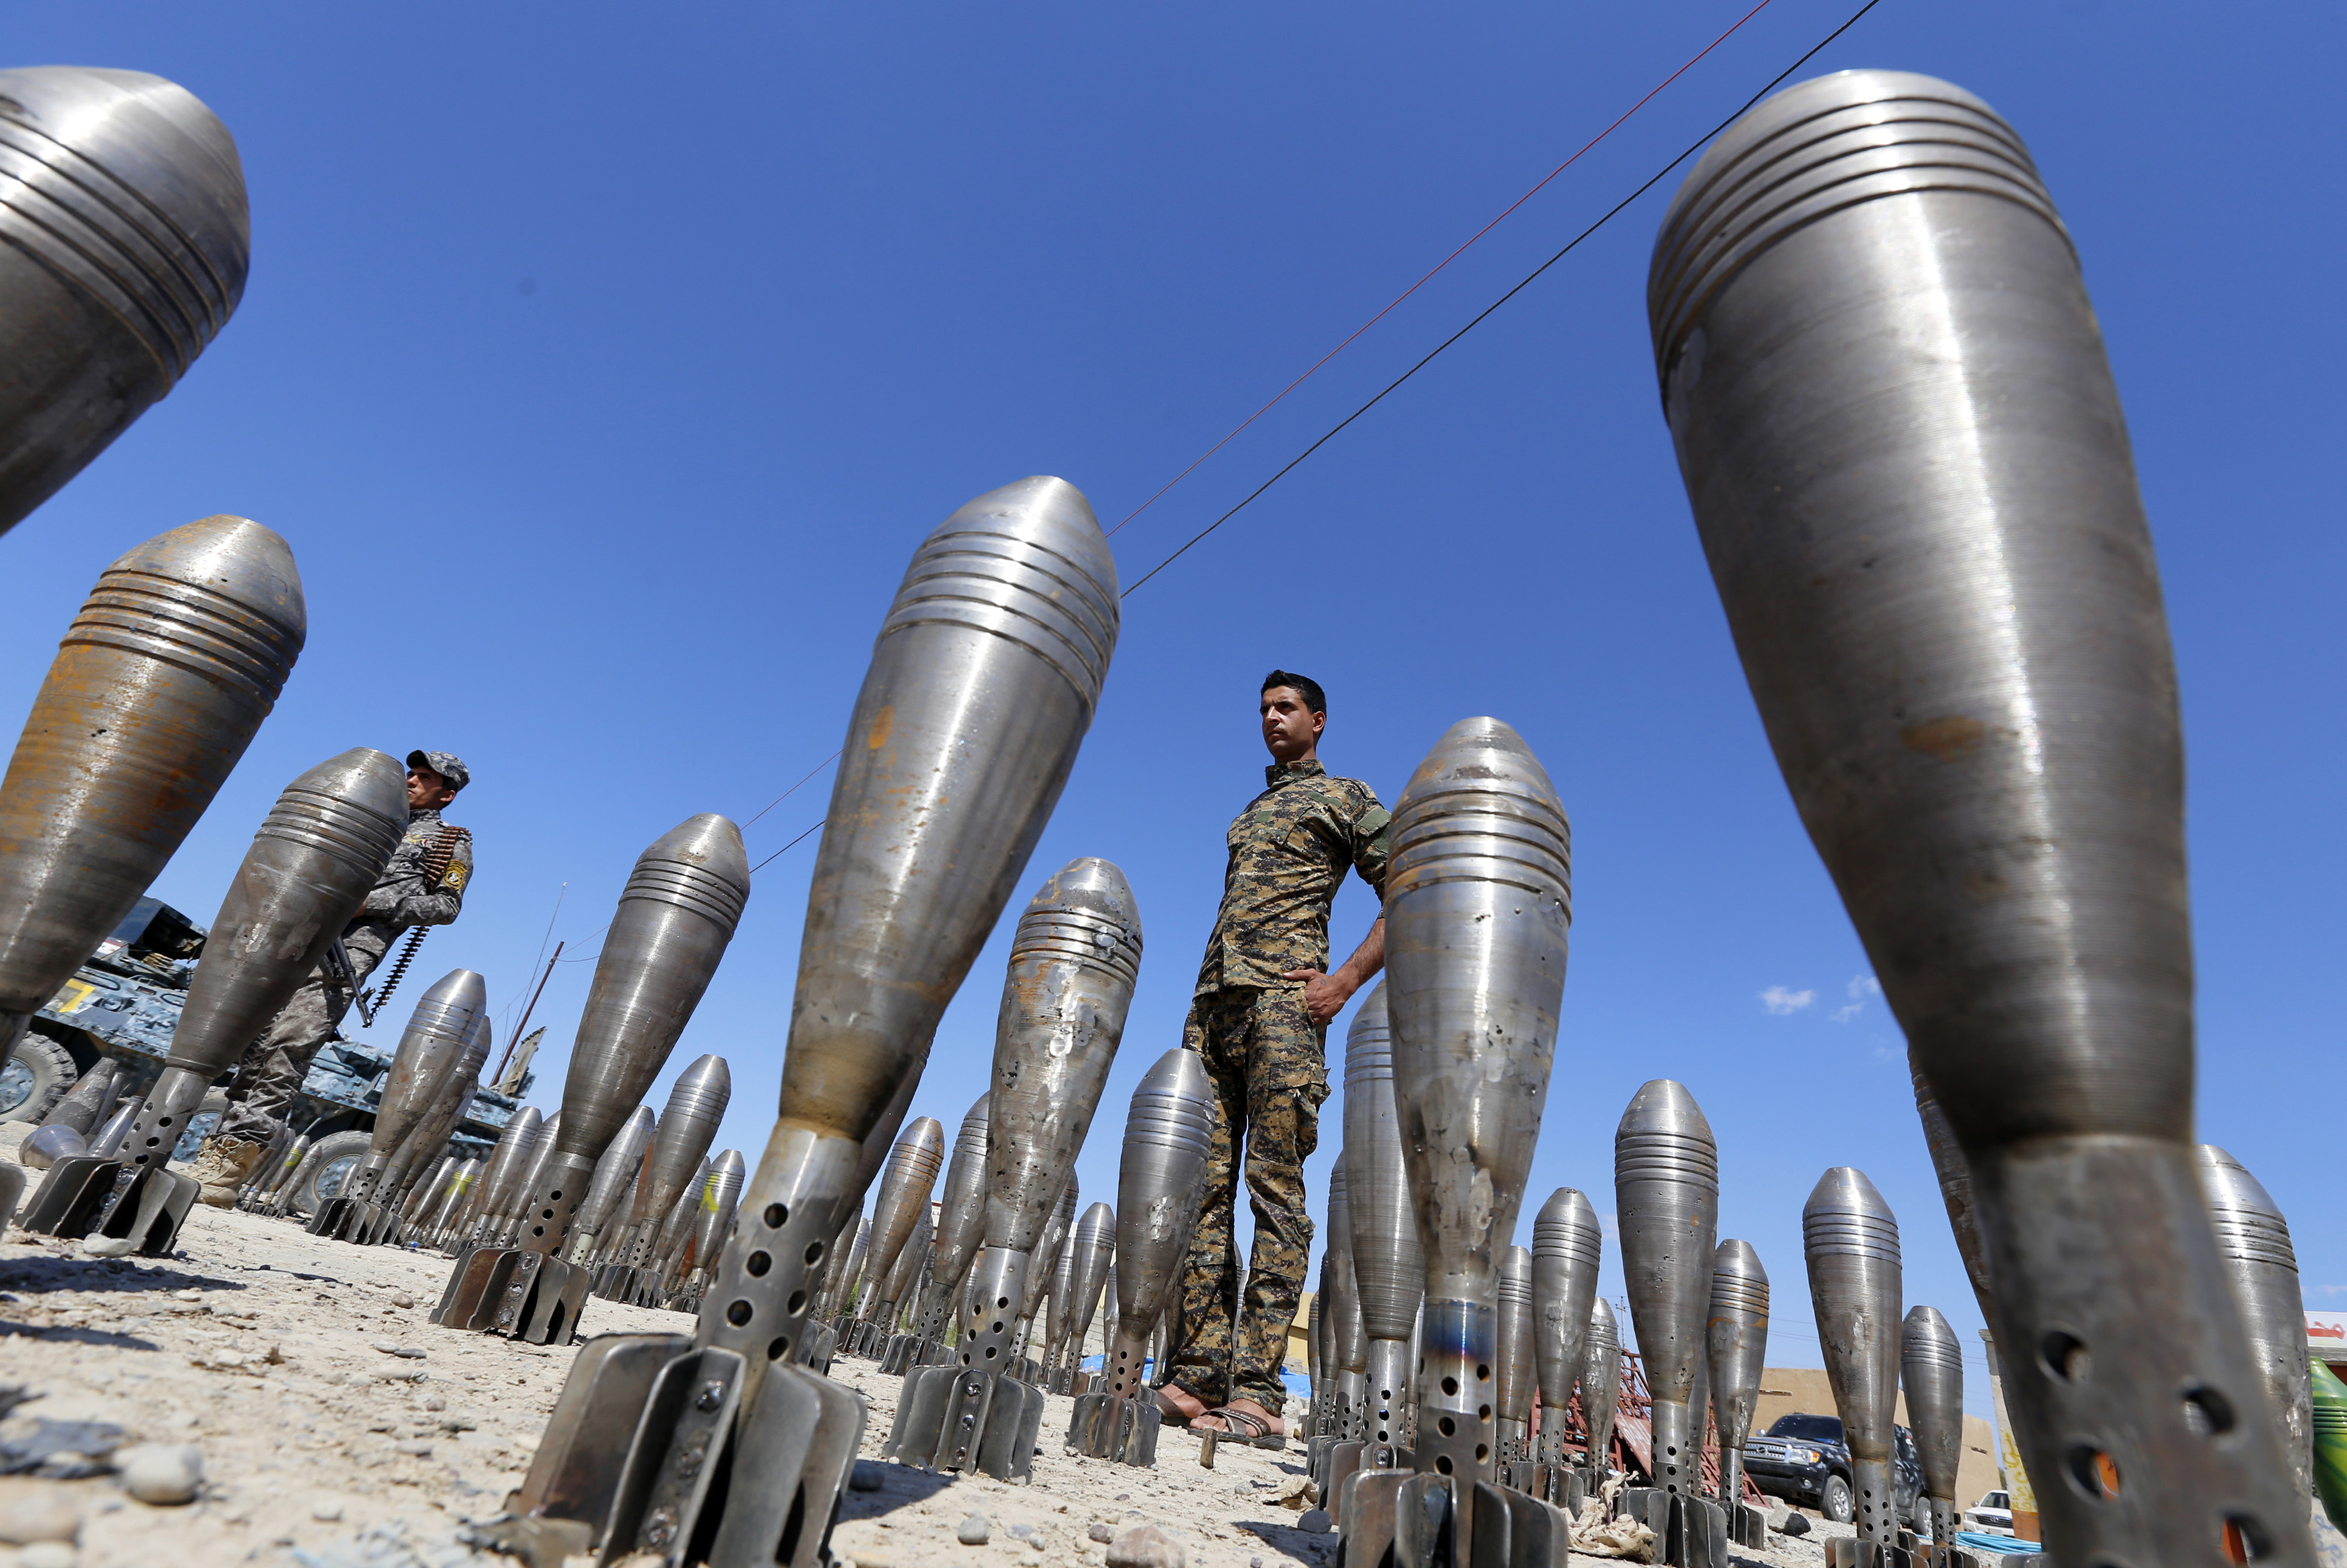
left=215, top=928, right=390, bottom=1146
left=1164, top=986, right=1328, bottom=1416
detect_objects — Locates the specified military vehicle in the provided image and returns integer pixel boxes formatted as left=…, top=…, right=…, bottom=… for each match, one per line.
left=1, top=896, right=533, bottom=1215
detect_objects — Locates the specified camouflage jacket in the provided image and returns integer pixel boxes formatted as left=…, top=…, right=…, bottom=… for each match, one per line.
left=349, top=806, right=473, bottom=944
left=1194, top=758, right=1391, bottom=996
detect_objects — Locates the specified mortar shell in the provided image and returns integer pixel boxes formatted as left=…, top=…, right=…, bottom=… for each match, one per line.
left=0, top=69, right=249, bottom=535
left=0, top=516, right=301, bottom=1046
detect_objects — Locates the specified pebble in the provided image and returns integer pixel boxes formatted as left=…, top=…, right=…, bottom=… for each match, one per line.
left=958, top=1514, right=991, bottom=1546
left=391, top=1346, right=427, bottom=1359
left=0, top=1477, right=82, bottom=1544
left=849, top=1461, right=885, bottom=1492
left=172, top=1290, right=202, bottom=1303
left=1252, top=1558, right=1265, bottom=1568
left=1105, top=1525, right=1184, bottom=1568
left=20, top=1543, right=76, bottom=1568
left=1088, top=1524, right=1117, bottom=1544
left=78, top=1237, right=134, bottom=1259
left=312, top=1500, right=344, bottom=1522
left=390, top=1292, right=415, bottom=1308
left=394, top=1441, right=433, bottom=1457
left=421, top=1396, right=446, bottom=1412
left=371, top=1341, right=401, bottom=1355
left=1296, top=1510, right=1332, bottom=1534
left=115, top=1444, right=202, bottom=1506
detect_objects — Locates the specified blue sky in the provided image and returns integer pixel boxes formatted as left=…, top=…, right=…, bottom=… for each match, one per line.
left=3, top=3, right=2338, bottom=1418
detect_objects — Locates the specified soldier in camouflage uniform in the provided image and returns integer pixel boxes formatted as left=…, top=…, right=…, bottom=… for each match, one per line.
left=1161, top=672, right=1389, bottom=1443
left=186, top=750, right=477, bottom=1205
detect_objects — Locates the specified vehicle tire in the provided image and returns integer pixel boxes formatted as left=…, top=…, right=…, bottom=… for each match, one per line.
left=284, top=1130, right=374, bottom=1217
left=171, top=1089, right=233, bottom=1162
left=1821, top=1473, right=1855, bottom=1524
left=0, top=1035, right=80, bottom=1124
left=1911, top=1496, right=1933, bottom=1537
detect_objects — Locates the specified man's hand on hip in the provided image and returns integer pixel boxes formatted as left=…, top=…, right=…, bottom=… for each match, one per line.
left=1284, top=968, right=1352, bottom=1027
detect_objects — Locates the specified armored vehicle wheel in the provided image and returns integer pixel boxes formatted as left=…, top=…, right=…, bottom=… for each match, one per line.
left=1820, top=1472, right=1853, bottom=1524
left=0, top=1036, right=79, bottom=1124
left=285, top=1130, right=373, bottom=1217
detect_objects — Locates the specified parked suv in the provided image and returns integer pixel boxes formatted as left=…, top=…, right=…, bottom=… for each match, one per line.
left=1741, top=1412, right=1927, bottom=1528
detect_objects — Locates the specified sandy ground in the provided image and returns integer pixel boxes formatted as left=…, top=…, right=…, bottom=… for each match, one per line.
left=0, top=1138, right=1855, bottom=1568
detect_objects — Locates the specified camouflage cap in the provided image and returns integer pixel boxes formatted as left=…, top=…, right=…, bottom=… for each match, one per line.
left=406, top=749, right=471, bottom=792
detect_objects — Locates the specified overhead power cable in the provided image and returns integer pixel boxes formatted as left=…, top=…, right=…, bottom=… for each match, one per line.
left=1117, top=0, right=1885, bottom=599
left=738, top=0, right=1884, bottom=873
left=1106, top=0, right=1784, bottom=540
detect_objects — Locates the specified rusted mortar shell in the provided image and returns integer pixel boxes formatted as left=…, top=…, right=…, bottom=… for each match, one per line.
left=1804, top=1166, right=1901, bottom=1547
left=1043, top=1205, right=1082, bottom=1366
left=1707, top=1239, right=1770, bottom=1511
left=685, top=1148, right=746, bottom=1274
left=42, top=1057, right=121, bottom=1140
left=498, top=1111, right=561, bottom=1242
left=1650, top=66, right=2310, bottom=1562
left=861, top=1115, right=946, bottom=1320
left=1494, top=1245, right=1536, bottom=1464
left=1102, top=1047, right=1215, bottom=1398
left=2198, top=1144, right=2313, bottom=1502
left=169, top=748, right=404, bottom=1081
left=1019, top=1179, right=1080, bottom=1331
left=0, top=68, right=251, bottom=537
left=1615, top=1080, right=1719, bottom=1499
left=343, top=971, right=487, bottom=1207
left=1387, top=716, right=1572, bottom=1522
left=1532, top=1187, right=1601, bottom=1465
left=522, top=815, right=748, bottom=1252
left=0, top=516, right=302, bottom=1061
left=919, top=1095, right=992, bottom=1337
left=985, top=859, right=1141, bottom=1259
left=382, top=1012, right=489, bottom=1204
left=618, top=1055, right=732, bottom=1268
left=877, top=1201, right=934, bottom=1330
left=650, top=1156, right=713, bottom=1274
left=1062, top=1202, right=1116, bottom=1376
left=567, top=1104, right=653, bottom=1260
left=463, top=1107, right=542, bottom=1241
left=1581, top=1297, right=1622, bottom=1475
left=1910, top=1059, right=1997, bottom=1327
left=1325, top=1165, right=1368, bottom=1433
left=1900, top=1304, right=1964, bottom=1547
left=1344, top=983, right=1424, bottom=1447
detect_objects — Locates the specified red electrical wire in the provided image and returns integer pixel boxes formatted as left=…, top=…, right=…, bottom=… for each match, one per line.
left=1104, top=0, right=1780, bottom=539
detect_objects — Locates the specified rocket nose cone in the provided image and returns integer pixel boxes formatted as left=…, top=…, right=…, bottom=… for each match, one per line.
left=947, top=475, right=1115, bottom=593
left=512, top=1107, right=543, bottom=1134
left=902, top=1115, right=946, bottom=1163
left=1616, top=1079, right=1716, bottom=1146
left=422, top=968, right=490, bottom=1018
left=1499, top=1245, right=1534, bottom=1301
left=1026, top=857, right=1143, bottom=941
left=672, top=1052, right=734, bottom=1103
left=1076, top=1201, right=1114, bottom=1246
left=0, top=66, right=250, bottom=296
left=291, top=749, right=408, bottom=821
left=1902, top=1304, right=1961, bottom=1370
left=1713, top=1237, right=1768, bottom=1287
left=112, top=515, right=306, bottom=640
left=1805, top=1165, right=1894, bottom=1222
left=1536, top=1186, right=1596, bottom=1234
left=1403, top=717, right=1569, bottom=813
left=1141, top=1046, right=1213, bottom=1104
left=1589, top=1296, right=1617, bottom=1339
left=2196, top=1144, right=2285, bottom=1218
left=646, top=813, right=751, bottom=886
left=713, top=1148, right=746, bottom=1179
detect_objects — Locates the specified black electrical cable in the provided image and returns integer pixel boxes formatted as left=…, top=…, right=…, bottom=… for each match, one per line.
left=1117, top=0, right=1884, bottom=599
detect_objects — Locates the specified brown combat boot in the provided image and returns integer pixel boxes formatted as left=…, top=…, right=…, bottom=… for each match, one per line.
left=187, top=1136, right=264, bottom=1208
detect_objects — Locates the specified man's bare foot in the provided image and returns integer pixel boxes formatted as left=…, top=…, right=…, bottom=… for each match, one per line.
left=1158, top=1383, right=1209, bottom=1423
left=1191, top=1396, right=1283, bottom=1439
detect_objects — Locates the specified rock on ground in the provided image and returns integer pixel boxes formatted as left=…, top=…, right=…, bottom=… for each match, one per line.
left=0, top=1141, right=1857, bottom=1568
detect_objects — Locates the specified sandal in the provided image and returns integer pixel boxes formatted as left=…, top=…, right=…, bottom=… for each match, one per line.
left=1153, top=1388, right=1193, bottom=1429
left=1194, top=1405, right=1286, bottom=1449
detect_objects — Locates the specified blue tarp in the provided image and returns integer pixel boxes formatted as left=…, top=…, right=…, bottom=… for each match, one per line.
left=1955, top=1531, right=2042, bottom=1555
